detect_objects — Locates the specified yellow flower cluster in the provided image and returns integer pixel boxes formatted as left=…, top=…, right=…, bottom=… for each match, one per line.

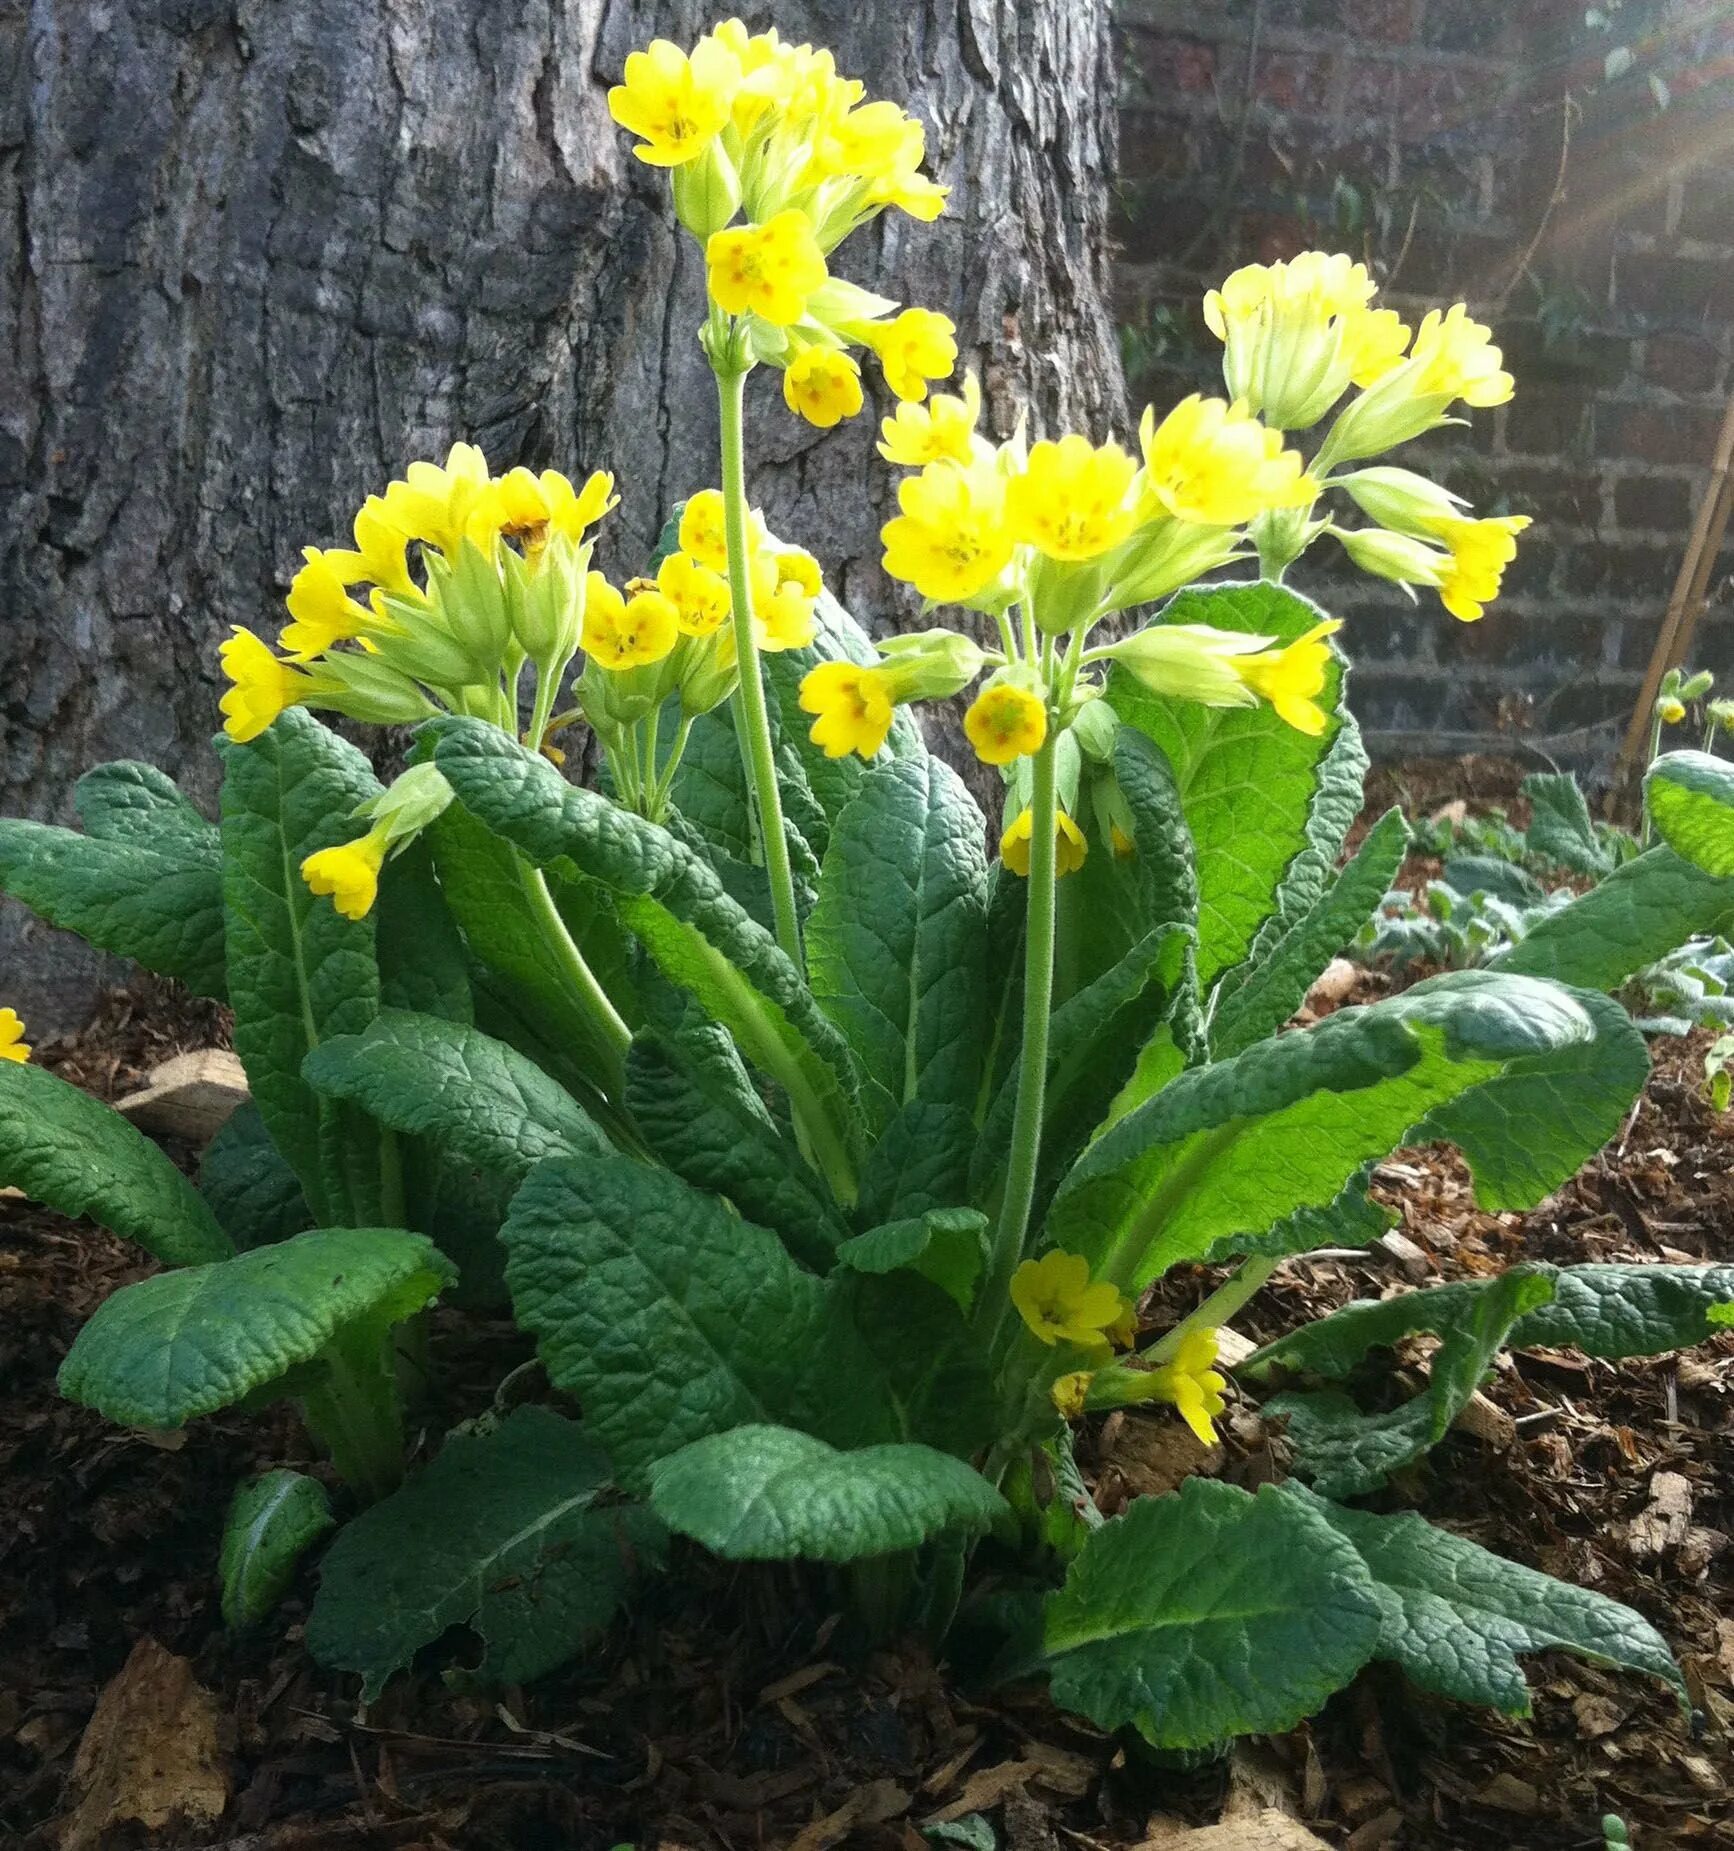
left=0, top=1006, right=31, bottom=1064
left=609, top=22, right=955, bottom=425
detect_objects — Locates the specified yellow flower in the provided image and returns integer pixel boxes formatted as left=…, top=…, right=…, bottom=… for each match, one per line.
left=280, top=547, right=376, bottom=659
left=878, top=372, right=981, bottom=466
left=752, top=547, right=822, bottom=650
left=1051, top=1371, right=1093, bottom=1420
left=1659, top=696, right=1688, bottom=724
left=809, top=96, right=914, bottom=181
left=964, top=682, right=1048, bottom=765
left=1011, top=1250, right=1130, bottom=1348
left=798, top=661, right=896, bottom=759
left=1232, top=619, right=1342, bottom=735
left=1005, top=434, right=1139, bottom=562
left=301, top=826, right=390, bottom=922
left=1407, top=304, right=1514, bottom=408
left=657, top=550, right=732, bottom=636
left=489, top=466, right=617, bottom=550
left=1344, top=306, right=1412, bottom=387
left=1139, top=396, right=1314, bottom=527
left=584, top=576, right=681, bottom=669
left=1001, top=807, right=1088, bottom=879
left=881, top=457, right=1014, bottom=603
left=219, top=628, right=314, bottom=743
left=0, top=1007, right=31, bottom=1064
left=314, top=496, right=416, bottom=598
left=867, top=307, right=957, bottom=401
left=706, top=209, right=828, bottom=326
left=1203, top=252, right=1381, bottom=429
left=378, top=441, right=495, bottom=560
left=783, top=347, right=864, bottom=428
left=679, top=488, right=730, bottom=574
left=608, top=36, right=739, bottom=167
left=1144, top=1328, right=1228, bottom=1445
left=1423, top=513, right=1530, bottom=622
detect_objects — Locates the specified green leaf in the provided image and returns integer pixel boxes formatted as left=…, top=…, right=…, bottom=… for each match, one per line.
left=858, top=1099, right=976, bottom=1224
left=1495, top=846, right=1734, bottom=991
left=59, top=1226, right=454, bottom=1429
left=432, top=717, right=864, bottom=1202
left=303, top=1010, right=611, bottom=1184
left=0, top=1060, right=231, bottom=1265
left=375, top=839, right=473, bottom=1023
left=1266, top=703, right=1370, bottom=933
left=502, top=1156, right=895, bottom=1489
left=1646, top=750, right=1734, bottom=878
left=1512, top=1263, right=1734, bottom=1355
left=649, top=1423, right=1008, bottom=1562
left=1260, top=1266, right=1556, bottom=1496
left=307, top=1406, right=662, bottom=1699
left=1049, top=971, right=1646, bottom=1287
left=834, top=1208, right=990, bottom=1312
left=806, top=756, right=991, bottom=1127
left=1442, top=854, right=1544, bottom=906
left=1210, top=808, right=1409, bottom=1058
left=199, top=1103, right=311, bottom=1249
left=74, top=760, right=220, bottom=853
left=219, top=710, right=384, bottom=1226
left=1525, top=771, right=1614, bottom=878
left=624, top=1028, right=846, bottom=1268
left=1110, top=581, right=1345, bottom=988
left=1284, top=1484, right=1686, bottom=1714
left=219, top=1469, right=335, bottom=1629
left=1042, top=1478, right=1381, bottom=1749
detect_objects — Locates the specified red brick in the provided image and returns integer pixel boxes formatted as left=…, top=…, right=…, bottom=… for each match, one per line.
left=1613, top=474, right=1694, bottom=532
left=1502, top=389, right=1591, bottom=458
left=1122, top=30, right=1219, bottom=102
left=1560, top=540, right=1681, bottom=600
left=1396, top=60, right=1505, bottom=141
left=1493, top=464, right=1603, bottom=527
left=1335, top=54, right=1400, bottom=120
left=1252, top=51, right=1331, bottom=115
left=1341, top=0, right=1420, bottom=42
left=1611, top=404, right=1727, bottom=468
left=1644, top=333, right=1724, bottom=396
left=1614, top=254, right=1727, bottom=324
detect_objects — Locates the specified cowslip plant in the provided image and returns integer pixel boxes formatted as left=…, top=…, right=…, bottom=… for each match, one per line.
left=1, top=16, right=1728, bottom=1747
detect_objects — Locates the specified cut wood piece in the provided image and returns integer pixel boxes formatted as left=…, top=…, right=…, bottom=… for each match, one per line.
left=116, top=1049, right=249, bottom=1144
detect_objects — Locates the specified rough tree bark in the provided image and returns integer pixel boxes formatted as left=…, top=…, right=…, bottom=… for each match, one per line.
left=1, top=0, right=1125, bottom=1029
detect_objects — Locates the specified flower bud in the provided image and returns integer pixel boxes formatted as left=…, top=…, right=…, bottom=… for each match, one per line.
left=304, top=649, right=441, bottom=726
left=1101, top=622, right=1269, bottom=709
left=437, top=538, right=516, bottom=676
left=505, top=531, right=589, bottom=666
left=671, top=139, right=741, bottom=240
left=1069, top=694, right=1120, bottom=763
left=1330, top=524, right=1448, bottom=590
left=355, top=761, right=454, bottom=844
left=873, top=627, right=989, bottom=701
left=1100, top=518, right=1249, bottom=615
left=1337, top=465, right=1466, bottom=535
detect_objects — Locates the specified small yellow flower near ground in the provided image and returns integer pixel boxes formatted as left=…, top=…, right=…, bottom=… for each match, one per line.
left=878, top=372, right=981, bottom=467
left=706, top=209, right=829, bottom=326
left=964, top=682, right=1048, bottom=765
left=798, top=661, right=896, bottom=759
left=0, top=1007, right=31, bottom=1063
left=1051, top=1371, right=1093, bottom=1420
left=584, top=574, right=681, bottom=669
left=1140, top=396, right=1313, bottom=528
left=868, top=307, right=957, bottom=401
left=219, top=628, right=312, bottom=743
left=657, top=550, right=732, bottom=636
left=1231, top=619, right=1343, bottom=736
left=1424, top=514, right=1531, bottom=622
left=1144, top=1328, right=1228, bottom=1445
left=607, top=36, right=740, bottom=167
left=881, top=456, right=1014, bottom=603
left=679, top=489, right=730, bottom=574
left=1011, top=1250, right=1130, bottom=1348
left=1407, top=304, right=1514, bottom=408
left=280, top=548, right=375, bottom=659
left=302, top=827, right=391, bottom=921
left=1005, top=434, right=1139, bottom=562
left=1001, top=807, right=1088, bottom=879
left=784, top=347, right=864, bottom=428
left=1111, top=823, right=1136, bottom=858
left=1658, top=696, right=1688, bottom=724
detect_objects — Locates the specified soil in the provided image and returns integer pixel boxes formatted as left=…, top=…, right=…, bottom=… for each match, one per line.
left=2, top=790, right=1731, bottom=1851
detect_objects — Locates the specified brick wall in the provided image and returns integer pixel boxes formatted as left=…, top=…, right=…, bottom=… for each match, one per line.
left=1112, top=0, right=1734, bottom=769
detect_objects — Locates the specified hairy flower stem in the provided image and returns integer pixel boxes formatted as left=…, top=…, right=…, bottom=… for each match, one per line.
left=716, top=360, right=804, bottom=968
left=301, top=1327, right=408, bottom=1504
left=522, top=863, right=631, bottom=1095
left=1146, top=1255, right=1279, bottom=1364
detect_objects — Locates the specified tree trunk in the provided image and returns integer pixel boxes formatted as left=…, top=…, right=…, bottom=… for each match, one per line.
left=1, top=0, right=1124, bottom=1030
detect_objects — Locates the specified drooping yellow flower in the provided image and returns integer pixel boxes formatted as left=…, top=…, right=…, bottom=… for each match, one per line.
left=315, top=496, right=415, bottom=598
left=752, top=546, right=822, bottom=650
left=881, top=457, right=1014, bottom=603
left=0, top=1007, right=31, bottom=1064
left=302, top=825, right=391, bottom=922
left=657, top=550, right=732, bottom=636
left=584, top=574, right=680, bottom=669
left=1005, top=434, right=1139, bottom=563
left=706, top=209, right=829, bottom=326
left=679, top=489, right=730, bottom=574
left=1659, top=696, right=1688, bottom=724
left=867, top=307, right=957, bottom=402
left=1011, top=1250, right=1130, bottom=1348
left=798, top=661, right=896, bottom=759
left=1139, top=396, right=1314, bottom=527
left=1231, top=619, right=1342, bottom=735
left=607, top=36, right=739, bottom=167
left=1424, top=513, right=1531, bottom=622
left=219, top=628, right=314, bottom=743
left=378, top=442, right=495, bottom=560
left=279, top=548, right=376, bottom=659
left=1001, top=807, right=1088, bottom=879
left=1344, top=306, right=1412, bottom=387
left=1143, top=1328, right=1228, bottom=1445
left=783, top=347, right=864, bottom=428
left=1407, top=304, right=1514, bottom=408
left=1051, top=1371, right=1093, bottom=1419
left=964, top=682, right=1048, bottom=765
left=488, top=466, right=617, bottom=550
left=878, top=372, right=981, bottom=466
left=1203, top=252, right=1381, bottom=429
left=808, top=97, right=914, bottom=182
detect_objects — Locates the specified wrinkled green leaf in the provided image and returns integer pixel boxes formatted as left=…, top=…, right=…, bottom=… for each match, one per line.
left=649, top=1423, right=1008, bottom=1562
left=75, top=760, right=219, bottom=852
left=59, top=1226, right=453, bottom=1429
left=858, top=1099, right=977, bottom=1224
left=308, top=1406, right=661, bottom=1698
left=0, top=1059, right=231, bottom=1265
left=834, top=1207, right=990, bottom=1312
left=375, top=839, right=473, bottom=1023
left=1525, top=771, right=1614, bottom=878
left=1042, top=1478, right=1381, bottom=1749
left=1266, top=703, right=1370, bottom=935
left=1513, top=1262, right=1734, bottom=1354
left=1443, top=854, right=1544, bottom=906
left=199, top=1103, right=311, bottom=1249
left=1646, top=750, right=1734, bottom=878
left=220, top=1469, right=335, bottom=1629
left=1285, top=1483, right=1686, bottom=1714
